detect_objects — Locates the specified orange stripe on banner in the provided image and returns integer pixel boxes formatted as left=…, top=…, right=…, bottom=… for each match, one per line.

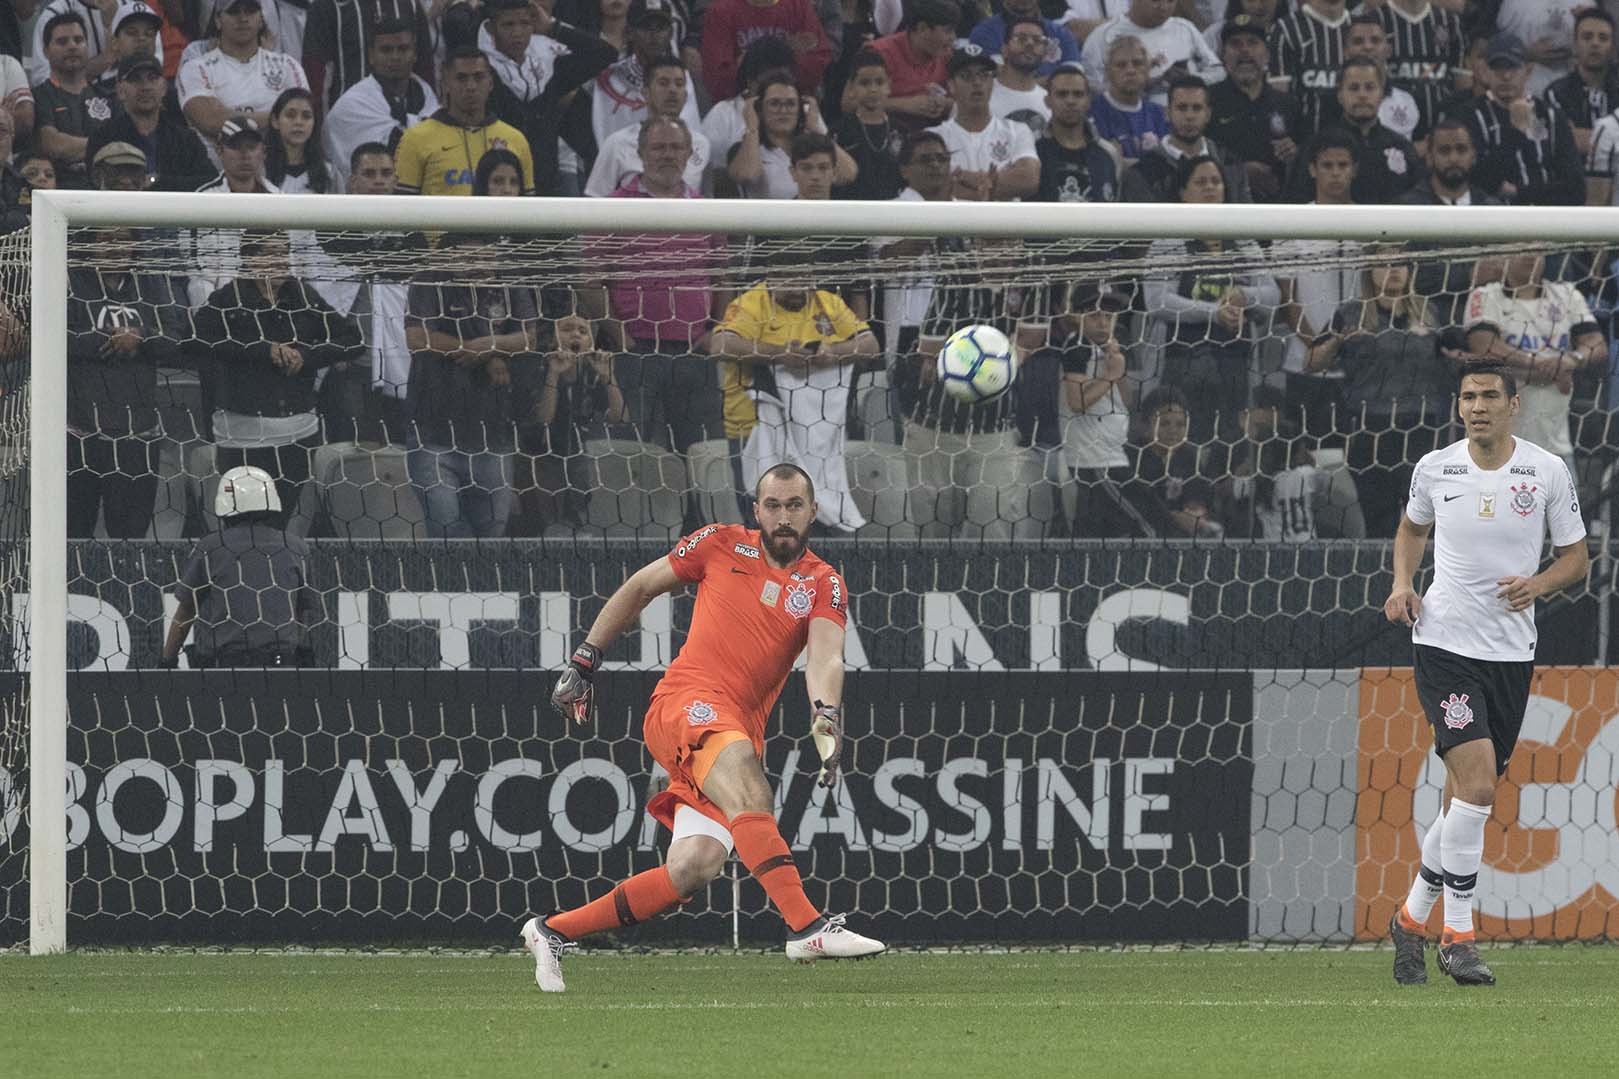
left=1354, top=667, right=1619, bottom=941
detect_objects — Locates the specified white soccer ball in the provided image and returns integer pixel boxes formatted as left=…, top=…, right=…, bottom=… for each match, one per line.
left=936, top=325, right=1017, bottom=405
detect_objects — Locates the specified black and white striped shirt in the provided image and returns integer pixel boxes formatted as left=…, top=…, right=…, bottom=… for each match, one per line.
left=1375, top=1, right=1465, bottom=135
left=1547, top=67, right=1619, bottom=132
left=1462, top=95, right=1584, bottom=206
left=302, top=0, right=431, bottom=113
left=1268, top=4, right=1350, bottom=137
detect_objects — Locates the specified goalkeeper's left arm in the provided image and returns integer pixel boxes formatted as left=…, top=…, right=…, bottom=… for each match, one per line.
left=803, top=618, right=847, bottom=788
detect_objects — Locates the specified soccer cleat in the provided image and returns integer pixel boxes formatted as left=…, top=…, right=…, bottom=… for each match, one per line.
left=520, top=916, right=574, bottom=993
left=784, top=913, right=887, bottom=962
left=1388, top=911, right=1428, bottom=986
left=1436, top=939, right=1496, bottom=986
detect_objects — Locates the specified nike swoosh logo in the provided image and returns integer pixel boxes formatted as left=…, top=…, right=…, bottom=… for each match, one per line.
left=730, top=567, right=748, bottom=574
left=1443, top=494, right=1464, bottom=502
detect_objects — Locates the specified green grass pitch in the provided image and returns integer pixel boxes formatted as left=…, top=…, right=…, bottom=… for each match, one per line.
left=5, top=947, right=1617, bottom=1078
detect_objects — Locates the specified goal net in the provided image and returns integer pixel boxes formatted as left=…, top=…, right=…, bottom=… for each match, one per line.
left=4, top=195, right=1618, bottom=951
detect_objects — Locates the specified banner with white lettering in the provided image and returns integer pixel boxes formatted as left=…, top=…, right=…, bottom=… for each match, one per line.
left=0, top=670, right=1251, bottom=945
left=2, top=539, right=1603, bottom=672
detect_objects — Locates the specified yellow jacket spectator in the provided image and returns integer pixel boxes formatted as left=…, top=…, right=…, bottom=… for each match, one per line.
left=712, top=269, right=878, bottom=531
left=394, top=45, right=533, bottom=195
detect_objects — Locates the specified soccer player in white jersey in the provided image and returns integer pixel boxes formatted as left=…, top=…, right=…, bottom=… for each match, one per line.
left=1383, top=365, right=1589, bottom=987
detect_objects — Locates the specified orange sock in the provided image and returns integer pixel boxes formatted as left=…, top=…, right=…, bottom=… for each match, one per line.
left=1397, top=906, right=1425, bottom=933
left=731, top=811, right=821, bottom=933
left=547, top=867, right=684, bottom=941
left=1440, top=927, right=1476, bottom=946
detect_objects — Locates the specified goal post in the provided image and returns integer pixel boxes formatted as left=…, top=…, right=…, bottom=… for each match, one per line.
left=15, top=191, right=1619, bottom=953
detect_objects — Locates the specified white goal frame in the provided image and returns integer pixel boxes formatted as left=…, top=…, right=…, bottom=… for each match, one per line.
left=25, top=191, right=1619, bottom=953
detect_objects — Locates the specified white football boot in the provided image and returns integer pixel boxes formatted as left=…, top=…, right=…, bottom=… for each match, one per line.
left=784, top=913, right=887, bottom=962
left=520, top=916, right=574, bottom=992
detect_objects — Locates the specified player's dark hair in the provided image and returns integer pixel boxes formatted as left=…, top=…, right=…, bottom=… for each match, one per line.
left=1575, top=7, right=1615, bottom=33
left=1174, top=153, right=1224, bottom=197
left=790, top=132, right=835, bottom=166
left=372, top=14, right=416, bottom=38
left=849, top=47, right=888, bottom=77
left=738, top=37, right=797, bottom=93
left=1339, top=55, right=1385, bottom=86
left=755, top=462, right=816, bottom=504
left=907, top=0, right=961, bottom=31
left=445, top=44, right=489, bottom=68
left=1139, top=384, right=1190, bottom=419
left=43, top=12, right=88, bottom=48
left=898, top=130, right=947, bottom=165
left=1166, top=74, right=1209, bottom=103
left=1049, top=62, right=1088, bottom=87
left=472, top=147, right=526, bottom=195
left=1004, top=14, right=1046, bottom=37
left=1348, top=10, right=1382, bottom=30
left=1223, top=0, right=1290, bottom=22
left=350, top=141, right=393, bottom=173
left=1458, top=363, right=1517, bottom=398
left=1309, top=128, right=1358, bottom=165
left=1427, top=115, right=1473, bottom=144
left=645, top=53, right=687, bottom=81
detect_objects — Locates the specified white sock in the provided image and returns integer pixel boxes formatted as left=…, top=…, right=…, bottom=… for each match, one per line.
left=1401, top=809, right=1446, bottom=925
left=1441, top=798, right=1491, bottom=938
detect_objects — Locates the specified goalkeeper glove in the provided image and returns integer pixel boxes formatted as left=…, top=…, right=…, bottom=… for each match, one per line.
left=810, top=700, right=842, bottom=789
left=551, top=641, right=601, bottom=725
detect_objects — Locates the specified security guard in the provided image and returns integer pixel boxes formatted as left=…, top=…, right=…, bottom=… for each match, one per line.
left=161, top=465, right=317, bottom=669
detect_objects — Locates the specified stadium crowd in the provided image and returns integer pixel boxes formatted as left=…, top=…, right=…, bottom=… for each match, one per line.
left=2, top=0, right=1617, bottom=542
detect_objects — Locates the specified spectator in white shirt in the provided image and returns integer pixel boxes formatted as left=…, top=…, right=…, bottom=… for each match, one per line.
left=321, top=16, right=436, bottom=187
left=727, top=72, right=855, bottom=198
left=991, top=15, right=1054, bottom=137
left=178, top=0, right=308, bottom=141
left=188, top=115, right=281, bottom=308
left=585, top=54, right=710, bottom=196
left=928, top=46, right=1039, bottom=200
left=1080, top=0, right=1223, bottom=106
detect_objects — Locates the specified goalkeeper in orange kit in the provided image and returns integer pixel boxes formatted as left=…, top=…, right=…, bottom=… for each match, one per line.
left=521, top=463, right=886, bottom=992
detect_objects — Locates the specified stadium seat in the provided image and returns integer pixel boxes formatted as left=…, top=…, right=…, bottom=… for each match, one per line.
left=684, top=439, right=745, bottom=525
left=576, top=439, right=687, bottom=540
left=312, top=443, right=426, bottom=540
left=844, top=440, right=916, bottom=539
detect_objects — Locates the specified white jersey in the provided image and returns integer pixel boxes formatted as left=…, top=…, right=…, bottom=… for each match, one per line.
left=177, top=46, right=308, bottom=118
left=585, top=122, right=711, bottom=197
left=1406, top=437, right=1586, bottom=662
left=1464, top=281, right=1595, bottom=458
left=990, top=81, right=1051, bottom=138
left=927, top=115, right=1038, bottom=174
left=590, top=57, right=702, bottom=149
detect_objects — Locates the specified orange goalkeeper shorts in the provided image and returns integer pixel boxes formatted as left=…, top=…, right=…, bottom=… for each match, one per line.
left=642, top=689, right=764, bottom=834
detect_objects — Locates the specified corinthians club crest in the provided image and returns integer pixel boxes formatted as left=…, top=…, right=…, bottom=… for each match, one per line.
left=783, top=582, right=814, bottom=620
left=1510, top=482, right=1537, bottom=517
left=1441, top=693, right=1473, bottom=730
left=684, top=700, right=718, bottom=726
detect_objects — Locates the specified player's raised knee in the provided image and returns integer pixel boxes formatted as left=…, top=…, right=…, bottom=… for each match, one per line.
left=666, top=836, right=729, bottom=896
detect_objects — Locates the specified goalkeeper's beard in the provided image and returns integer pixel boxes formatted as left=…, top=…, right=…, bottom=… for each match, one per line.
left=765, top=523, right=810, bottom=564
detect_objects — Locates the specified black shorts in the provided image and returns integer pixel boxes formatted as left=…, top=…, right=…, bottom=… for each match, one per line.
left=1412, top=644, right=1532, bottom=775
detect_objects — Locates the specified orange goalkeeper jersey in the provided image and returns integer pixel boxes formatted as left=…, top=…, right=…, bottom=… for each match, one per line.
left=654, top=523, right=848, bottom=734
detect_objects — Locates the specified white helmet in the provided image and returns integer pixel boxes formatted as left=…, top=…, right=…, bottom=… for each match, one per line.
left=215, top=465, right=282, bottom=519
